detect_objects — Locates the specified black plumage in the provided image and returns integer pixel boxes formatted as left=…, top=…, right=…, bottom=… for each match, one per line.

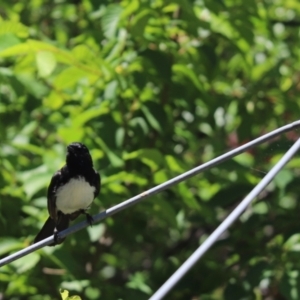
left=34, top=142, right=101, bottom=246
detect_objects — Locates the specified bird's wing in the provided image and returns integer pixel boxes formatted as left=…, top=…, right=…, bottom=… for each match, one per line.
left=47, top=170, right=63, bottom=222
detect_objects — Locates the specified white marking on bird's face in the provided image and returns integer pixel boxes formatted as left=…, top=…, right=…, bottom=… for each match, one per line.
left=56, top=177, right=95, bottom=214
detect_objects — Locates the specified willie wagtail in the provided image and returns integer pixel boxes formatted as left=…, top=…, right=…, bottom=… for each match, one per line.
left=34, top=142, right=101, bottom=246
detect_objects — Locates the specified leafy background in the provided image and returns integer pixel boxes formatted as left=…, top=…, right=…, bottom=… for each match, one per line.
left=1, top=0, right=300, bottom=299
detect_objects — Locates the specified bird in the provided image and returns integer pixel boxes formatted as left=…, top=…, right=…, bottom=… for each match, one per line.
left=34, top=142, right=101, bottom=246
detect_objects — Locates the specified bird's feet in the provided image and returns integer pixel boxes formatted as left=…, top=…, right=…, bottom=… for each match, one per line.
left=81, top=210, right=94, bottom=226
left=86, top=213, right=94, bottom=226
left=85, top=213, right=94, bottom=227
left=53, top=228, right=60, bottom=245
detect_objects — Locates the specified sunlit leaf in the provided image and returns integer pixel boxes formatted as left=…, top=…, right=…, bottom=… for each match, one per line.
left=36, top=51, right=56, bottom=78
left=0, top=21, right=28, bottom=37
left=101, top=5, right=123, bottom=38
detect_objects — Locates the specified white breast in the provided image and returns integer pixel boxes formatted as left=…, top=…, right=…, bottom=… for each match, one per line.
left=56, top=177, right=95, bottom=214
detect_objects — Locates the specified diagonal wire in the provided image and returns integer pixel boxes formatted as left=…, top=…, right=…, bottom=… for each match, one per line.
left=0, top=121, right=300, bottom=268
left=149, top=137, right=300, bottom=300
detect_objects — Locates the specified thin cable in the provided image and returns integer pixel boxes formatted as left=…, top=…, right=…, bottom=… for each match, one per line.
left=149, top=137, right=300, bottom=300
left=0, top=121, right=300, bottom=267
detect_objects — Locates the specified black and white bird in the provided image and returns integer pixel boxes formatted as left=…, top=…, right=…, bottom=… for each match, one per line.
left=34, top=142, right=101, bottom=246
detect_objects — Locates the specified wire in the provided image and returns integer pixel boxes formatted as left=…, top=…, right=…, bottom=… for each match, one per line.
left=149, top=136, right=300, bottom=300
left=0, top=120, right=299, bottom=268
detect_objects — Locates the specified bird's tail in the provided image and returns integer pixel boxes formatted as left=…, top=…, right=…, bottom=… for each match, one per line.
left=33, top=215, right=69, bottom=246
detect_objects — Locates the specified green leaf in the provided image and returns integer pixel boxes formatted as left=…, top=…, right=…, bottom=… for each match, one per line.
left=0, top=21, right=28, bottom=38
left=279, top=271, right=300, bottom=300
left=252, top=202, right=268, bottom=215
left=53, top=67, right=87, bottom=89
left=284, top=234, right=300, bottom=252
left=104, top=80, right=118, bottom=99
left=274, top=170, right=293, bottom=190
left=73, top=105, right=110, bottom=127
left=60, top=289, right=82, bottom=300
left=124, top=149, right=163, bottom=171
left=16, top=73, right=48, bottom=98
left=96, top=137, right=124, bottom=167
left=173, top=64, right=203, bottom=91
left=101, top=5, right=123, bottom=38
left=61, top=290, right=70, bottom=300
left=18, top=166, right=50, bottom=199
left=12, top=252, right=40, bottom=273
left=178, top=183, right=201, bottom=210
left=115, top=127, right=125, bottom=147
left=36, top=51, right=56, bottom=77
left=129, top=117, right=149, bottom=135
left=0, top=34, right=21, bottom=52
left=131, top=9, right=152, bottom=38
left=0, top=239, right=23, bottom=256
left=153, top=169, right=168, bottom=184
left=233, top=152, right=254, bottom=167
left=61, top=280, right=89, bottom=293
left=43, top=90, right=65, bottom=109
left=126, top=272, right=152, bottom=295
left=141, top=105, right=161, bottom=132
left=58, top=127, right=85, bottom=144
left=165, top=155, right=185, bottom=173
left=121, top=0, right=139, bottom=19
left=87, top=224, right=106, bottom=242
left=104, top=171, right=147, bottom=187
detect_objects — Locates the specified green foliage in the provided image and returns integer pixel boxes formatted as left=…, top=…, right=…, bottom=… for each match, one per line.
left=1, top=0, right=300, bottom=299
left=60, top=289, right=81, bottom=300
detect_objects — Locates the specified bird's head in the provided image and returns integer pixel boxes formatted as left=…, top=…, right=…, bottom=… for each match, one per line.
left=66, top=142, right=93, bottom=170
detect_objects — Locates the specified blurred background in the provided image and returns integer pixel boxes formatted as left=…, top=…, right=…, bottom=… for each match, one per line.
left=1, top=0, right=300, bottom=299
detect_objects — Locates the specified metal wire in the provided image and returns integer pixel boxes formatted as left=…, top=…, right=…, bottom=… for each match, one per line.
left=0, top=120, right=299, bottom=268
left=149, top=137, right=300, bottom=300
